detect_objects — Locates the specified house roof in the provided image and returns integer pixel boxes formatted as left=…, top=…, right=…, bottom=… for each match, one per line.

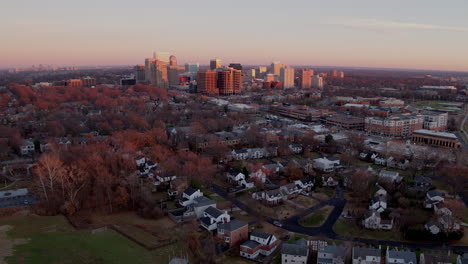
left=353, top=246, right=380, bottom=259
left=241, top=240, right=260, bottom=249
left=421, top=253, right=452, bottom=264
left=192, top=196, right=216, bottom=207
left=387, top=248, right=417, bottom=263
left=251, top=230, right=272, bottom=240
left=427, top=190, right=445, bottom=198
left=199, top=217, right=212, bottom=226
left=204, top=206, right=224, bottom=218
left=319, top=245, right=347, bottom=257
left=282, top=243, right=308, bottom=257
left=184, top=188, right=199, bottom=196
left=217, top=220, right=247, bottom=232
left=379, top=170, right=399, bottom=177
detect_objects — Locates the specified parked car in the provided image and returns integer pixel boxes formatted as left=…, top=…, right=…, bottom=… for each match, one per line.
left=273, top=220, right=282, bottom=227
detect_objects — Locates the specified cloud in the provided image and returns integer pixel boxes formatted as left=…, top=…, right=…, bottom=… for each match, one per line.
left=326, top=18, right=468, bottom=33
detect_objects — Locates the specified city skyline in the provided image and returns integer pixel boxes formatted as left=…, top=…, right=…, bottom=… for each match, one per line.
left=2, top=0, right=468, bottom=71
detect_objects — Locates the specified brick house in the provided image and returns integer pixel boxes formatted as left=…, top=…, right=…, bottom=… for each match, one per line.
left=216, top=220, right=248, bottom=247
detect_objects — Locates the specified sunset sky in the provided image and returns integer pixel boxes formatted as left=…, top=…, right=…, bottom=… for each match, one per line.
left=2, top=0, right=468, bottom=71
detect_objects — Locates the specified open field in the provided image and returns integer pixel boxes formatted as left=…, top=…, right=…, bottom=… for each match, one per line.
left=238, top=194, right=300, bottom=220
left=299, top=205, right=333, bottom=227
left=0, top=215, right=189, bottom=264
left=410, top=101, right=463, bottom=111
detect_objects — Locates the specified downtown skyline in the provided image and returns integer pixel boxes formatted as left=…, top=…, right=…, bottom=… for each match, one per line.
left=2, top=0, right=468, bottom=71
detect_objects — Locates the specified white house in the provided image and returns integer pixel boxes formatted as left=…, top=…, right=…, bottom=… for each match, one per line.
left=240, top=231, right=279, bottom=260
left=227, top=169, right=255, bottom=189
left=295, top=178, right=314, bottom=191
left=386, top=248, right=417, bottom=264
left=313, top=157, right=341, bottom=172
left=180, top=188, right=203, bottom=206
left=317, top=245, right=347, bottom=264
left=352, top=246, right=381, bottom=264
left=20, top=139, right=35, bottom=155
left=362, top=210, right=393, bottom=230
left=282, top=238, right=309, bottom=264
left=378, top=170, right=401, bottom=183
left=369, top=194, right=387, bottom=213
left=199, top=206, right=230, bottom=231
left=424, top=190, right=445, bottom=209
left=322, top=175, right=339, bottom=187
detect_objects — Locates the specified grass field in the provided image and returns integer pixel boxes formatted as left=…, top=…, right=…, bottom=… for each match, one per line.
left=299, top=206, right=333, bottom=227
left=0, top=215, right=188, bottom=264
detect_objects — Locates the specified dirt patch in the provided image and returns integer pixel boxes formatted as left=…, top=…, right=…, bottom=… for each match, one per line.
left=0, top=225, right=29, bottom=264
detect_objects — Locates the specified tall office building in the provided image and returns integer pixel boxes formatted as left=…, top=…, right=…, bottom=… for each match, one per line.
left=133, top=65, right=146, bottom=82
left=210, top=59, right=222, bottom=70
left=270, top=62, right=286, bottom=76
left=280, top=67, right=295, bottom=88
left=256, top=66, right=268, bottom=79
left=150, top=60, right=169, bottom=88
left=312, top=75, right=324, bottom=89
left=169, top=55, right=178, bottom=66
left=145, top=58, right=156, bottom=82
left=154, top=52, right=170, bottom=63
left=264, top=73, right=276, bottom=82
left=197, top=70, right=218, bottom=95
left=243, top=69, right=256, bottom=82
left=167, top=65, right=180, bottom=87
left=228, top=63, right=242, bottom=71
left=185, top=63, right=200, bottom=73
left=216, top=67, right=242, bottom=95
left=299, top=69, right=314, bottom=89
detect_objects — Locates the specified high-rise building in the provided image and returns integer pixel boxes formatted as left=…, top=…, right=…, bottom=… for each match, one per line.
left=150, top=60, right=168, bottom=88
left=264, top=74, right=276, bottom=82
left=197, top=70, right=218, bottom=95
left=154, top=52, right=170, bottom=63
left=329, top=69, right=339, bottom=78
left=312, top=75, right=324, bottom=89
left=228, top=63, right=242, bottom=71
left=145, top=58, right=156, bottom=82
left=185, top=63, right=200, bottom=73
left=299, top=69, right=314, bottom=89
left=242, top=69, right=256, bottom=82
left=216, top=67, right=242, bottom=95
left=167, top=65, right=180, bottom=87
left=133, top=65, right=146, bottom=82
left=280, top=67, right=295, bottom=88
left=270, top=62, right=286, bottom=76
left=81, top=76, right=96, bottom=87
left=256, top=66, right=268, bottom=79
left=169, top=55, right=178, bottom=66
left=210, top=59, right=222, bottom=70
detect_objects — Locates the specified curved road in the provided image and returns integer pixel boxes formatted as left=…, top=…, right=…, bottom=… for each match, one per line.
left=211, top=184, right=468, bottom=252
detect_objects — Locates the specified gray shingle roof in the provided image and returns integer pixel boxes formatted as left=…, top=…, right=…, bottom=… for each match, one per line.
left=282, top=243, right=308, bottom=257
left=388, top=248, right=417, bottom=264
left=217, top=220, right=247, bottom=232
left=241, top=240, right=260, bottom=249
left=184, top=188, right=198, bottom=196
left=251, top=230, right=272, bottom=240
left=353, top=246, right=380, bottom=259
left=320, top=245, right=347, bottom=258
left=204, top=206, right=224, bottom=218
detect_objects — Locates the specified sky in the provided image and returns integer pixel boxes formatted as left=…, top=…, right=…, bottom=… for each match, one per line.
left=1, top=0, right=468, bottom=71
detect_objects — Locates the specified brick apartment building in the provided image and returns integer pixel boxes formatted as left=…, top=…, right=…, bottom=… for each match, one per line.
left=324, top=114, right=365, bottom=130
left=421, top=111, right=448, bottom=132
left=269, top=103, right=329, bottom=121
left=411, top=129, right=461, bottom=149
left=365, top=114, right=424, bottom=137
left=216, top=220, right=248, bottom=247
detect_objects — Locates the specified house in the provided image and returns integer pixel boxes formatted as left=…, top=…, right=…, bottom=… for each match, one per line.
left=424, top=190, right=445, bottom=209
left=252, top=189, right=283, bottom=205
left=387, top=157, right=409, bottom=170
left=457, top=254, right=468, bottom=264
left=262, top=163, right=284, bottom=176
left=282, top=238, right=309, bottom=264
left=136, top=157, right=160, bottom=178
left=217, top=220, right=249, bottom=247
left=369, top=193, right=387, bottom=213
left=378, top=170, right=401, bottom=183
left=179, top=188, right=203, bottom=206
left=374, top=157, right=386, bottom=166
left=317, top=244, right=347, bottom=264
left=199, top=206, right=230, bottom=231
left=313, top=157, right=341, bottom=172
left=414, top=175, right=432, bottom=190
left=424, top=222, right=441, bottom=235
left=362, top=210, right=393, bottom=230
left=240, top=231, right=279, bottom=260
left=437, top=214, right=461, bottom=232
left=420, top=252, right=452, bottom=264
left=295, top=178, right=314, bottom=192
left=154, top=172, right=176, bottom=186
left=375, top=185, right=387, bottom=197
left=289, top=144, right=303, bottom=154
left=190, top=196, right=217, bottom=217
left=20, top=139, right=35, bottom=155
left=322, top=174, right=339, bottom=187
left=168, top=177, right=188, bottom=198
left=386, top=248, right=417, bottom=264
left=232, top=149, right=250, bottom=160
left=227, top=169, right=255, bottom=189
left=280, top=183, right=301, bottom=198
left=352, top=246, right=381, bottom=264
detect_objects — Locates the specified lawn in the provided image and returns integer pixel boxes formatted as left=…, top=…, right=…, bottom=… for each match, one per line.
left=333, top=219, right=403, bottom=241
left=0, top=215, right=189, bottom=264
left=299, top=205, right=333, bottom=227
left=293, top=195, right=319, bottom=208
